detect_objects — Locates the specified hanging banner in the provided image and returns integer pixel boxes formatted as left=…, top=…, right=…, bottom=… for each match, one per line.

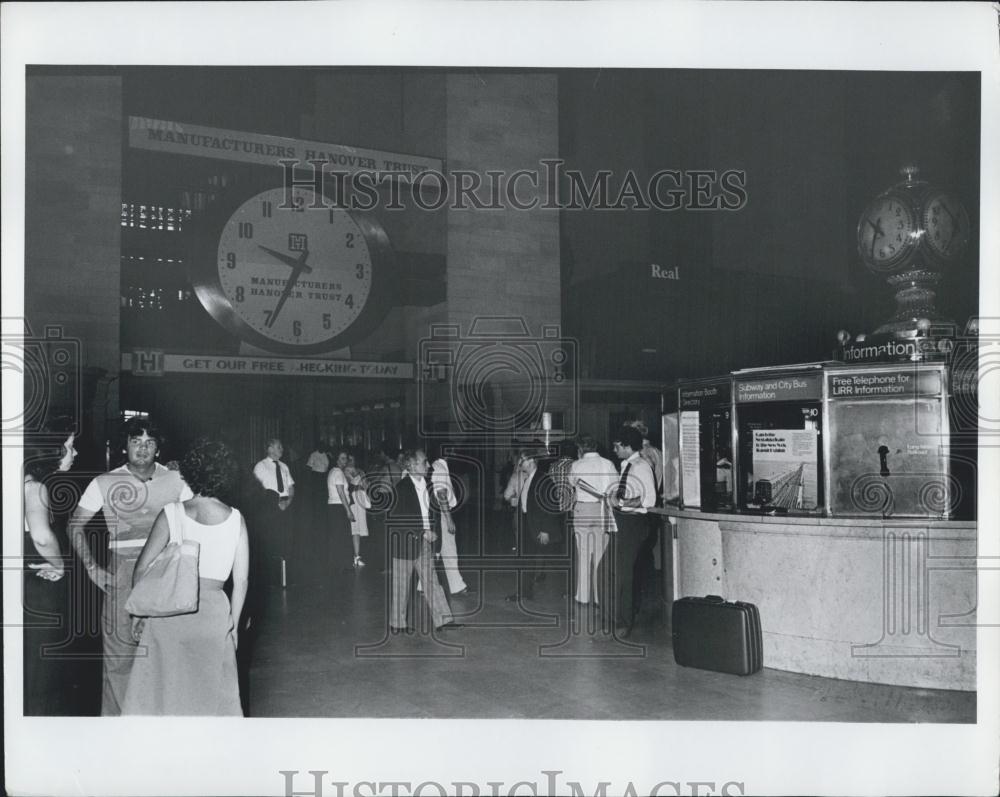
left=128, top=116, right=443, bottom=179
left=123, top=350, right=414, bottom=380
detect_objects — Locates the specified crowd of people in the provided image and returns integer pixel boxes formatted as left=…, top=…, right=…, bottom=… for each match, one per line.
left=22, top=415, right=665, bottom=716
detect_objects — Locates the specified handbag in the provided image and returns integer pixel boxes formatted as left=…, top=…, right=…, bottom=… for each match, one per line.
left=124, top=502, right=200, bottom=617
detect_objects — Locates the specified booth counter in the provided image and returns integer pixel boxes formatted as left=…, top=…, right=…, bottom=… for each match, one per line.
left=657, top=507, right=976, bottom=691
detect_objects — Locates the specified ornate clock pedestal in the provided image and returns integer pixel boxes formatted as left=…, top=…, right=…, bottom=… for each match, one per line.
left=841, top=166, right=970, bottom=363
left=874, top=269, right=948, bottom=338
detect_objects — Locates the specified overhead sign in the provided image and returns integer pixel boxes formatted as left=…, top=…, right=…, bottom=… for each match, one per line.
left=735, top=373, right=822, bottom=403
left=128, top=116, right=443, bottom=180
left=679, top=379, right=731, bottom=409
left=828, top=369, right=943, bottom=399
left=123, top=350, right=414, bottom=380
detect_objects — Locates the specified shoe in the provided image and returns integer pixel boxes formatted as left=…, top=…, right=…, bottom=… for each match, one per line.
left=353, top=556, right=365, bottom=568
left=452, top=585, right=476, bottom=596
left=389, top=626, right=414, bottom=636
left=436, top=622, right=464, bottom=631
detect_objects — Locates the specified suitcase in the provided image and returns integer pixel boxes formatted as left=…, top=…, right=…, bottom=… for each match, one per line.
left=671, top=595, right=763, bottom=675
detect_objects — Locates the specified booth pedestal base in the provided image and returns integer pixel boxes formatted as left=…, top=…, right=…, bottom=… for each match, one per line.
left=661, top=509, right=977, bottom=691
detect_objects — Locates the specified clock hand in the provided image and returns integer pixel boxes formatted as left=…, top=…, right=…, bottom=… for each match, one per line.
left=257, top=244, right=314, bottom=274
left=869, top=216, right=885, bottom=259
left=265, top=249, right=310, bottom=329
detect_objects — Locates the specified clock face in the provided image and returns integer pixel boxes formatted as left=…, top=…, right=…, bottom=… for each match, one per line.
left=922, top=192, right=970, bottom=260
left=195, top=187, right=392, bottom=354
left=857, top=195, right=917, bottom=271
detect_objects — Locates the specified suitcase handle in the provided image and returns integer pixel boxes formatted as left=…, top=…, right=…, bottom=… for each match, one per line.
left=704, top=594, right=725, bottom=602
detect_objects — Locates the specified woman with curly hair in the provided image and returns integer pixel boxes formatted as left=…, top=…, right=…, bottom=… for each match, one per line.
left=23, top=429, right=77, bottom=714
left=122, top=439, right=249, bottom=716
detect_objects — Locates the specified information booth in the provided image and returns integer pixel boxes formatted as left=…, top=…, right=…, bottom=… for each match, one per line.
left=659, top=360, right=975, bottom=691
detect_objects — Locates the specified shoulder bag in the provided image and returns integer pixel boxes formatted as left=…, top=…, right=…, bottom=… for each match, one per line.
left=125, top=502, right=200, bottom=617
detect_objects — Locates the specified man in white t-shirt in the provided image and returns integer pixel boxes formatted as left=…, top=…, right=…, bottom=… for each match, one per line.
left=68, top=416, right=192, bottom=716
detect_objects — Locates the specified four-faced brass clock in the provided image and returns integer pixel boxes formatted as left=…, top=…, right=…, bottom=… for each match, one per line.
left=856, top=167, right=971, bottom=274
left=192, top=186, right=394, bottom=354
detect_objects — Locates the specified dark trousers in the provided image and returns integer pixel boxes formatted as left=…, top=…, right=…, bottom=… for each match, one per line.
left=256, top=497, right=291, bottom=588
left=599, top=511, right=647, bottom=629
left=516, top=512, right=568, bottom=598
left=634, top=516, right=660, bottom=608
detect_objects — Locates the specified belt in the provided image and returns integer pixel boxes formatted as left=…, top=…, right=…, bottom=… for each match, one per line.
left=108, top=538, right=147, bottom=550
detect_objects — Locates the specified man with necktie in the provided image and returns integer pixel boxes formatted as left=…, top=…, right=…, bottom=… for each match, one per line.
left=598, top=426, right=656, bottom=639
left=252, top=438, right=295, bottom=588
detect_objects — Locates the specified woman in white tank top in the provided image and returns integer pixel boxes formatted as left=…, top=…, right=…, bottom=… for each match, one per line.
left=123, top=439, right=249, bottom=716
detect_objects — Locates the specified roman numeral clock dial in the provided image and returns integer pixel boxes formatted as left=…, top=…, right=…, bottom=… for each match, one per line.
left=193, top=187, right=393, bottom=354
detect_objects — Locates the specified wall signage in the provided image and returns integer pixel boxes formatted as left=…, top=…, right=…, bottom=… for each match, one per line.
left=649, top=263, right=680, bottom=281
left=123, top=350, right=414, bottom=380
left=827, top=369, right=942, bottom=399
left=679, top=380, right=731, bottom=409
left=128, top=116, right=443, bottom=180
left=735, top=373, right=822, bottom=403
left=679, top=410, right=702, bottom=508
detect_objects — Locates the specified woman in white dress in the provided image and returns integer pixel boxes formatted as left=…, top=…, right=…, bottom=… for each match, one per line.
left=344, top=453, right=371, bottom=568
left=327, top=449, right=356, bottom=571
left=123, top=439, right=249, bottom=716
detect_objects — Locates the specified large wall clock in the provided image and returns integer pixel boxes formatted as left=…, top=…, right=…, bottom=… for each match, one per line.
left=191, top=186, right=395, bottom=354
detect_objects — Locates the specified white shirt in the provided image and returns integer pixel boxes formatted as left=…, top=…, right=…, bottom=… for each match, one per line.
left=640, top=442, right=664, bottom=489
left=431, top=458, right=458, bottom=509
left=503, top=468, right=525, bottom=507
left=306, top=451, right=330, bottom=473
left=617, top=453, right=656, bottom=514
left=569, top=452, right=618, bottom=504
left=253, top=457, right=294, bottom=497
left=326, top=467, right=349, bottom=504
left=170, top=503, right=241, bottom=581
left=519, top=468, right=536, bottom=514
left=404, top=471, right=432, bottom=531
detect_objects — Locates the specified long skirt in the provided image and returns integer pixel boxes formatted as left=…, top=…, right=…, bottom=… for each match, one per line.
left=122, top=588, right=241, bottom=716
